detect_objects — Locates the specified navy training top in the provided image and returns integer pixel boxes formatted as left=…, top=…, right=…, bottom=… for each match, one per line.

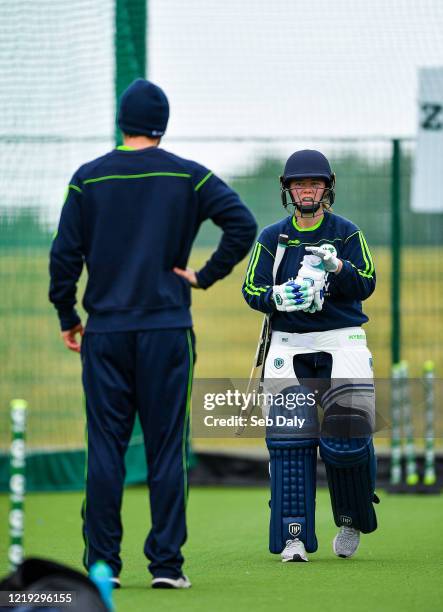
left=242, top=211, right=375, bottom=333
left=49, top=146, right=257, bottom=332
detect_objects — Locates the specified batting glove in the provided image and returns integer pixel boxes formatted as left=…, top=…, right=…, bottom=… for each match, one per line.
left=305, top=244, right=340, bottom=273
left=272, top=280, right=315, bottom=312
left=295, top=254, right=326, bottom=313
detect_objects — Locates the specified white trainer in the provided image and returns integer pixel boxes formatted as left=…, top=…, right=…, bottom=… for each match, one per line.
left=152, top=575, right=192, bottom=589
left=281, top=538, right=308, bottom=562
left=333, top=526, right=360, bottom=558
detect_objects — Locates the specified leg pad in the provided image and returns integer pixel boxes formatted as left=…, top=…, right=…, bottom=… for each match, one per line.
left=266, top=438, right=318, bottom=553
left=320, top=436, right=378, bottom=533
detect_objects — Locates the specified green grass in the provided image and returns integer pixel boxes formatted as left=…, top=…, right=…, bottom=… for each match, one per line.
left=0, top=487, right=442, bottom=611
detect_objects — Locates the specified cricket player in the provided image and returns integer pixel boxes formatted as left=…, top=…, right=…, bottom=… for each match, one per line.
left=242, top=150, right=379, bottom=562
left=49, top=78, right=257, bottom=588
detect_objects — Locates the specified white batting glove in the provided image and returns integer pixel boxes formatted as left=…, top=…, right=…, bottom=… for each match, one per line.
left=306, top=244, right=340, bottom=273
left=272, top=280, right=315, bottom=312
left=295, top=254, right=326, bottom=313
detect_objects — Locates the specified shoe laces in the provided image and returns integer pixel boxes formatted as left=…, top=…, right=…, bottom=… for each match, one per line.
left=340, top=526, right=359, bottom=537
left=285, top=538, right=302, bottom=548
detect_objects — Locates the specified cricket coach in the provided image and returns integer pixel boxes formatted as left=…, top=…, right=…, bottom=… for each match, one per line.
left=49, top=79, right=257, bottom=589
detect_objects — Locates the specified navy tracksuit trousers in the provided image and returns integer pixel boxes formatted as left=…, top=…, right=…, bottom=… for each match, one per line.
left=81, top=328, right=194, bottom=579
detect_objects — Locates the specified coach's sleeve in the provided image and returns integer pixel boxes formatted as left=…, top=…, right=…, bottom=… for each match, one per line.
left=242, top=232, right=275, bottom=314
left=330, top=229, right=376, bottom=301
left=49, top=176, right=84, bottom=331
left=194, top=169, right=257, bottom=289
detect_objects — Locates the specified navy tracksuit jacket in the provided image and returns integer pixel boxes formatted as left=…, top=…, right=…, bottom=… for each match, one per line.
left=49, top=145, right=257, bottom=578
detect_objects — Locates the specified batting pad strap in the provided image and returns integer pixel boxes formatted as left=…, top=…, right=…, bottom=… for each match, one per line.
left=266, top=438, right=318, bottom=554
left=322, top=383, right=375, bottom=413
left=320, top=437, right=378, bottom=533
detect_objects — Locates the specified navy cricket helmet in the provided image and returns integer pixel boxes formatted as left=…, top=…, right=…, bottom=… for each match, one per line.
left=280, top=149, right=336, bottom=215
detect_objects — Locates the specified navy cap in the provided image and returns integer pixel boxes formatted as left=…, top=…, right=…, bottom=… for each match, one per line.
left=283, top=150, right=333, bottom=184
left=117, top=78, right=169, bottom=137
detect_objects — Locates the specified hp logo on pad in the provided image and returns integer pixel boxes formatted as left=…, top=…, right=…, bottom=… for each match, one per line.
left=288, top=523, right=301, bottom=537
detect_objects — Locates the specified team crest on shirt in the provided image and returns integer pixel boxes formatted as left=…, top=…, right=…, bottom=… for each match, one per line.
left=274, top=357, right=284, bottom=369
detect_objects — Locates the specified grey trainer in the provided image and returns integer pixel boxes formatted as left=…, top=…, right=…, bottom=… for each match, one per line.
left=333, top=526, right=360, bottom=558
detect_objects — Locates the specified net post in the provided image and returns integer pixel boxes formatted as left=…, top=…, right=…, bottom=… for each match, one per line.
left=390, top=138, right=401, bottom=366
left=400, top=361, right=418, bottom=486
left=114, top=0, right=148, bottom=145
left=389, top=363, right=403, bottom=486
left=9, top=399, right=27, bottom=571
left=423, top=361, right=436, bottom=486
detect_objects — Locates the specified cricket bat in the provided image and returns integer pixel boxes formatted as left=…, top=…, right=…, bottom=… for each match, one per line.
left=235, top=233, right=289, bottom=435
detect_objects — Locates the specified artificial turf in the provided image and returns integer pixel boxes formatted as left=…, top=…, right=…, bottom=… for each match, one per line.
left=0, top=487, right=442, bottom=611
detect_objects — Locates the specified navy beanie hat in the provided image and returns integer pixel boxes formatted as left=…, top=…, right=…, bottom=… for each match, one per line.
left=117, top=78, right=169, bottom=137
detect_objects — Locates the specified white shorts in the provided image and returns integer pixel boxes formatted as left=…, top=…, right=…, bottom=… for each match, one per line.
left=263, top=327, right=375, bottom=424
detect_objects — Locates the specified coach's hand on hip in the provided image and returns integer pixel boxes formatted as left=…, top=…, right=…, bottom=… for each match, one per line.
left=61, top=323, right=84, bottom=353
left=173, top=267, right=200, bottom=288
